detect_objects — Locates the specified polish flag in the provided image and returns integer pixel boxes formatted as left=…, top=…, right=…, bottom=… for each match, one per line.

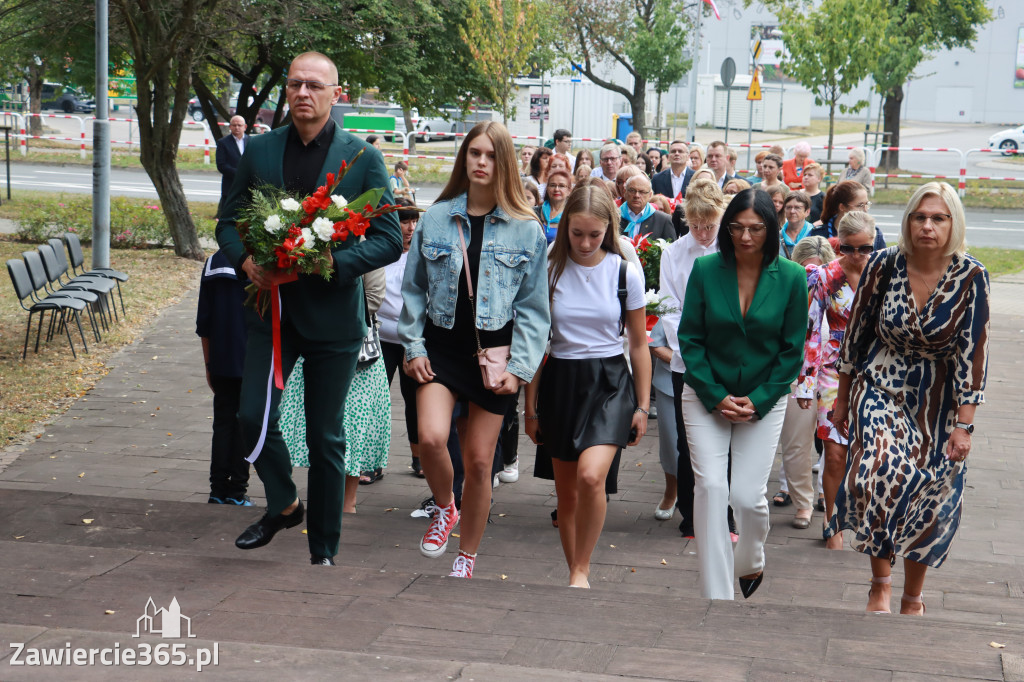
left=704, top=0, right=721, bottom=20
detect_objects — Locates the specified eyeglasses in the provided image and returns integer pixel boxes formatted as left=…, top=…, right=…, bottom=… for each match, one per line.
left=850, top=201, right=872, bottom=210
left=909, top=212, right=952, bottom=227
left=625, top=188, right=651, bottom=197
left=784, top=204, right=808, bottom=212
left=548, top=183, right=570, bottom=191
left=838, top=243, right=874, bottom=255
left=285, top=78, right=337, bottom=92
left=727, top=223, right=766, bottom=236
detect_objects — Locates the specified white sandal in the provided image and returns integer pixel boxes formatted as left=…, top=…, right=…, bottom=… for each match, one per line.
left=900, top=591, right=926, bottom=616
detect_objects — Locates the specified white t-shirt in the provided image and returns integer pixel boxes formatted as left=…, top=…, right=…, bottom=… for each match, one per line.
left=377, top=251, right=408, bottom=344
left=549, top=252, right=646, bottom=360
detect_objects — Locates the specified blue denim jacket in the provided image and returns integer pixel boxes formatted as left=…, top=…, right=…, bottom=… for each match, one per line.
left=398, top=193, right=551, bottom=382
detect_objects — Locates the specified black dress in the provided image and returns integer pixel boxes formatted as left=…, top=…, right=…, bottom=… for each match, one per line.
left=423, top=212, right=516, bottom=415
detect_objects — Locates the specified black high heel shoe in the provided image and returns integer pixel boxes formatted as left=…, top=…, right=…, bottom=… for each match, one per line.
left=739, top=572, right=763, bottom=599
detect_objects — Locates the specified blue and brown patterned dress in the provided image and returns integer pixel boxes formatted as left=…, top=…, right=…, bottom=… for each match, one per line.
left=834, top=247, right=989, bottom=567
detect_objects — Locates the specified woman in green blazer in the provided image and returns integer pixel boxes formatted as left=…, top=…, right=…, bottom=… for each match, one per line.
left=678, top=189, right=808, bottom=601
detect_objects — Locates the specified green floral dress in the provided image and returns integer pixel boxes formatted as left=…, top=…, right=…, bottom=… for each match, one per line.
left=280, top=357, right=391, bottom=474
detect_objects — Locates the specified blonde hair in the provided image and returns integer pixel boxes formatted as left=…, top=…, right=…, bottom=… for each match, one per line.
left=723, top=178, right=752, bottom=194
left=437, top=121, right=535, bottom=221
left=791, top=236, right=836, bottom=265
left=837, top=210, right=875, bottom=240
left=547, top=186, right=623, bottom=302
left=899, top=181, right=967, bottom=257
left=683, top=178, right=728, bottom=225
left=802, top=162, right=823, bottom=180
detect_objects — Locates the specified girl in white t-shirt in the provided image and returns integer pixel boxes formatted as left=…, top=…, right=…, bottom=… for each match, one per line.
left=524, top=184, right=651, bottom=589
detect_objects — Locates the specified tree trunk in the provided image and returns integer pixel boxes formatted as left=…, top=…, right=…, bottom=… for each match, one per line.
left=403, top=108, right=417, bottom=155
left=629, top=81, right=647, bottom=140
left=150, top=161, right=203, bottom=259
left=880, top=85, right=903, bottom=171
left=27, top=64, right=44, bottom=136
left=827, top=100, right=836, bottom=162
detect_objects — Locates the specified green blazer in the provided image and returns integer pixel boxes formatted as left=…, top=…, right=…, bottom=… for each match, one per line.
left=679, top=252, right=808, bottom=417
left=216, top=123, right=402, bottom=343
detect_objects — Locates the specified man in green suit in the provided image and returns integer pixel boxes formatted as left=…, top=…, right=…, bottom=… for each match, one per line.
left=215, top=52, right=402, bottom=565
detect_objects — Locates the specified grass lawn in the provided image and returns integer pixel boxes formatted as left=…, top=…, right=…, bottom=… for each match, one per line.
left=1, top=237, right=205, bottom=447
left=968, top=247, right=1024, bottom=277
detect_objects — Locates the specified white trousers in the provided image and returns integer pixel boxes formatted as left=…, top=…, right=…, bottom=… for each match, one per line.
left=682, top=385, right=788, bottom=600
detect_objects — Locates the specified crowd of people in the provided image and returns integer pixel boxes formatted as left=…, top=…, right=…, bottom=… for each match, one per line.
left=205, top=52, right=991, bottom=609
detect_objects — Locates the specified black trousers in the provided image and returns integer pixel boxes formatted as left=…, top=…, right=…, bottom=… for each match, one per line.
left=382, top=341, right=420, bottom=445
left=671, top=371, right=695, bottom=525
left=208, top=374, right=250, bottom=500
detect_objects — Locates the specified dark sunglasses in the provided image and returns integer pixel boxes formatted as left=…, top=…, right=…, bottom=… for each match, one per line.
left=838, top=244, right=874, bottom=255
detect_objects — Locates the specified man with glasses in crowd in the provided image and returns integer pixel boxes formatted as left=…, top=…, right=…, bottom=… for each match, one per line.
left=652, top=140, right=695, bottom=201
left=619, top=175, right=674, bottom=240
left=591, top=143, right=623, bottom=182
left=215, top=51, right=402, bottom=567
left=704, top=141, right=735, bottom=188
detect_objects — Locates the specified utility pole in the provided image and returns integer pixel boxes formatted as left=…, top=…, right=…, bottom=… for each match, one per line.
left=92, top=0, right=110, bottom=269
left=685, top=1, right=703, bottom=144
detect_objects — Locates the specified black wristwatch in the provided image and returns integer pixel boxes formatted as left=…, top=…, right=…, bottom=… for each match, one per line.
left=955, top=422, right=974, bottom=434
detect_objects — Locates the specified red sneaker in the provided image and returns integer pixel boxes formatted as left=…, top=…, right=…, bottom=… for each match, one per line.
left=419, top=499, right=459, bottom=558
left=448, top=551, right=475, bottom=578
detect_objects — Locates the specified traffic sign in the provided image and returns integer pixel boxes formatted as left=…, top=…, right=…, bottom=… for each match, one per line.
left=752, top=39, right=763, bottom=63
left=747, top=72, right=762, bottom=101
left=720, top=57, right=736, bottom=88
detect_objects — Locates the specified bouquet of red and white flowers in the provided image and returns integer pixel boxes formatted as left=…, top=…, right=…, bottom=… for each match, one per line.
left=237, top=148, right=404, bottom=290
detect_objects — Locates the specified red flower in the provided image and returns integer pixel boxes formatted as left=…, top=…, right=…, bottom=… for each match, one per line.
left=275, top=236, right=304, bottom=269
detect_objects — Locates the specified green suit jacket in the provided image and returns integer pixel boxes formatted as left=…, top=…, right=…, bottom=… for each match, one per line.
left=679, top=252, right=808, bottom=417
left=215, top=123, right=403, bottom=342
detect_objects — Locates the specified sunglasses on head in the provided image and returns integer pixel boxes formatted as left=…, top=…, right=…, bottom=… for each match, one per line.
left=838, top=244, right=874, bottom=255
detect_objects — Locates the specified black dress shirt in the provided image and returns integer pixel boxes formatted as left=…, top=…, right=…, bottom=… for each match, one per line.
left=282, top=118, right=336, bottom=196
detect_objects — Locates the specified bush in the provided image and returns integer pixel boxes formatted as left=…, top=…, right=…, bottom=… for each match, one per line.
left=12, top=194, right=189, bottom=249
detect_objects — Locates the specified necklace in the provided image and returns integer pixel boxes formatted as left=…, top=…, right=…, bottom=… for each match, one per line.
left=580, top=263, right=599, bottom=282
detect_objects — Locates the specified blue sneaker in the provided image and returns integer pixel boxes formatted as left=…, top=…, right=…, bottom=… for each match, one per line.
left=208, top=496, right=225, bottom=504
left=224, top=495, right=254, bottom=507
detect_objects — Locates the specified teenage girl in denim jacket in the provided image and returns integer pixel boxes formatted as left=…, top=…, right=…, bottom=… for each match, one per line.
left=398, top=121, right=551, bottom=579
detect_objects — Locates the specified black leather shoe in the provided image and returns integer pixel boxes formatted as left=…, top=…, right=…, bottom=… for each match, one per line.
left=739, top=572, right=764, bottom=599
left=235, top=501, right=305, bottom=550
left=310, top=555, right=336, bottom=566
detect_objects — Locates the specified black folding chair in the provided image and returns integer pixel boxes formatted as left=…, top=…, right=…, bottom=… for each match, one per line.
left=7, top=258, right=89, bottom=359
left=38, top=243, right=114, bottom=331
left=63, top=232, right=128, bottom=316
left=21, top=250, right=102, bottom=343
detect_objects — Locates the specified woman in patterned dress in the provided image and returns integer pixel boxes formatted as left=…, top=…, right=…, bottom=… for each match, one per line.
left=830, top=182, right=990, bottom=615
left=795, top=211, right=878, bottom=547
left=279, top=267, right=391, bottom=514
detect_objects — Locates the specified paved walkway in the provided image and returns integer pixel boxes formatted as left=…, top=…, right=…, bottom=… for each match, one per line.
left=1, top=273, right=1023, bottom=680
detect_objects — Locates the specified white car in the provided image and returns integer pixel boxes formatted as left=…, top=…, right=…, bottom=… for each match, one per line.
left=988, top=125, right=1024, bottom=155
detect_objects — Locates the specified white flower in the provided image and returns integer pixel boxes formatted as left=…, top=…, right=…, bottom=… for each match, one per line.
left=280, top=197, right=301, bottom=212
left=311, top=216, right=334, bottom=241
left=330, top=194, right=348, bottom=209
left=655, top=238, right=673, bottom=250
left=644, top=289, right=662, bottom=305
left=263, top=214, right=283, bottom=233
left=300, top=227, right=314, bottom=246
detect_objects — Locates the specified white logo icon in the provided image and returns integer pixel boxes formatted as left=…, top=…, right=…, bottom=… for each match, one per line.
left=134, top=597, right=196, bottom=639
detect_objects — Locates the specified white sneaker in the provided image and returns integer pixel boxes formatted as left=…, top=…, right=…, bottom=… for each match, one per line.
left=492, top=473, right=501, bottom=489
left=498, top=458, right=519, bottom=483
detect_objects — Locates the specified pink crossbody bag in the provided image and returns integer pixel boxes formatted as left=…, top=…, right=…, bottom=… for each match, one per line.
left=455, top=216, right=511, bottom=391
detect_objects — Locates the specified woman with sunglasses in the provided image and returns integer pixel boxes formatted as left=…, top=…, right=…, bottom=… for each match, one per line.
left=794, top=211, right=876, bottom=547
left=678, top=188, right=808, bottom=600
left=831, top=183, right=989, bottom=615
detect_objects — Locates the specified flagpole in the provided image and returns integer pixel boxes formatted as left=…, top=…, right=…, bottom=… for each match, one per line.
left=685, top=1, right=703, bottom=144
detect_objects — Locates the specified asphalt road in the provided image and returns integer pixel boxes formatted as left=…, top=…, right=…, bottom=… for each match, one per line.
left=3, top=162, right=1022, bottom=249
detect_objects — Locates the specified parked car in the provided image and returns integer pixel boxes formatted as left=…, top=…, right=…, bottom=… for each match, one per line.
left=188, top=97, right=204, bottom=121
left=189, top=96, right=286, bottom=127
left=383, top=107, right=417, bottom=142
left=988, top=125, right=1024, bottom=155
left=40, top=83, right=95, bottom=114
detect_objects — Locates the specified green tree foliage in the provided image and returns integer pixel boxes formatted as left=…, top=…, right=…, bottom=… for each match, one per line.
left=556, top=0, right=692, bottom=139
left=774, top=0, right=885, bottom=159
left=459, top=0, right=540, bottom=123
left=871, top=0, right=991, bottom=168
